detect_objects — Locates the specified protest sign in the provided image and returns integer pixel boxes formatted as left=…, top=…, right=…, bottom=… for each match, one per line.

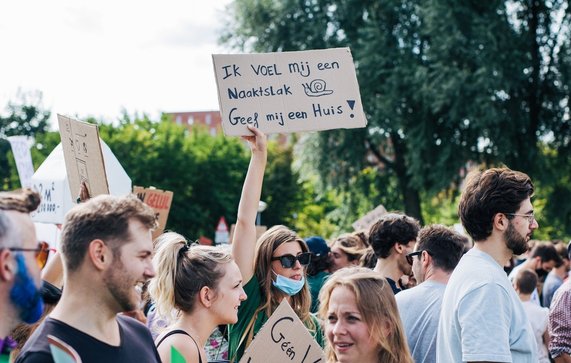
left=7, top=135, right=35, bottom=188
left=239, top=299, right=325, bottom=363
left=133, top=186, right=173, bottom=239
left=229, top=224, right=267, bottom=244
left=31, top=140, right=131, bottom=224
left=213, top=47, right=367, bottom=135
left=57, top=114, right=109, bottom=199
left=352, top=204, right=387, bottom=231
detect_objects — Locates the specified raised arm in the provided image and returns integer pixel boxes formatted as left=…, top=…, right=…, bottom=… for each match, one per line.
left=232, top=126, right=267, bottom=282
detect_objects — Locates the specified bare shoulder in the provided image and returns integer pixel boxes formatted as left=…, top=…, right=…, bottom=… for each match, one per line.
left=156, top=333, right=202, bottom=363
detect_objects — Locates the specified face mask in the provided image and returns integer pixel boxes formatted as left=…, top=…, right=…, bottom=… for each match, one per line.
left=10, top=253, right=44, bottom=324
left=272, top=271, right=305, bottom=296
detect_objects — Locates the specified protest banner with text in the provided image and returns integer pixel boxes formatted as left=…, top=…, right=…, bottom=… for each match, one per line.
left=133, top=186, right=173, bottom=239
left=213, top=47, right=367, bottom=136
left=58, top=115, right=109, bottom=199
left=239, top=299, right=325, bottom=363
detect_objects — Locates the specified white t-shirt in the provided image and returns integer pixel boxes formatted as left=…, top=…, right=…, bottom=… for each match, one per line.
left=396, top=280, right=446, bottom=363
left=522, top=300, right=550, bottom=363
left=437, top=248, right=537, bottom=363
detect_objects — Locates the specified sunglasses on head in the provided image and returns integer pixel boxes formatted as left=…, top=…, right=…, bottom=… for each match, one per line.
left=271, top=252, right=312, bottom=268
left=8, top=241, right=51, bottom=269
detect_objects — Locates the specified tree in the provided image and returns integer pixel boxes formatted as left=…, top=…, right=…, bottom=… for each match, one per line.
left=0, top=90, right=50, bottom=190
left=222, top=0, right=571, bottom=232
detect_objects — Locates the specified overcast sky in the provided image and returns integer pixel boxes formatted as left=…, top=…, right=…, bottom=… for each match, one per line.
left=0, top=0, right=234, bottom=126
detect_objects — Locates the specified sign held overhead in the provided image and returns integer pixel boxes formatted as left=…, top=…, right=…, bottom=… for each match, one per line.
left=213, top=47, right=367, bottom=136
left=57, top=115, right=109, bottom=200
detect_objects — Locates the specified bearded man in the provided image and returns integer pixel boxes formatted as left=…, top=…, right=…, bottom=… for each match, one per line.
left=437, top=168, right=539, bottom=363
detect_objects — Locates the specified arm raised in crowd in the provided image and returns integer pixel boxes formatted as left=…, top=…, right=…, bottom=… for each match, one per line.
left=232, top=125, right=267, bottom=283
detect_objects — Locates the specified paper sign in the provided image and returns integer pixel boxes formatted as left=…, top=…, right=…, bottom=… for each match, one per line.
left=352, top=204, right=387, bottom=231
left=239, top=299, right=325, bottom=363
left=57, top=115, right=109, bottom=199
left=48, top=335, right=82, bottom=363
left=133, top=186, right=173, bottom=239
left=7, top=135, right=35, bottom=188
left=213, top=47, right=367, bottom=135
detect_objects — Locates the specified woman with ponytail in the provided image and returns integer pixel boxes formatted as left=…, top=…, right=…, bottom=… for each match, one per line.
left=148, top=232, right=246, bottom=363
left=227, top=126, right=323, bottom=361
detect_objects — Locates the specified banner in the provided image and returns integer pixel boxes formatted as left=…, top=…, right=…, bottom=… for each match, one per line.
left=213, top=47, right=367, bottom=135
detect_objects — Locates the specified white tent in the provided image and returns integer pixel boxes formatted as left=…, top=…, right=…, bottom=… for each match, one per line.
left=30, top=139, right=132, bottom=224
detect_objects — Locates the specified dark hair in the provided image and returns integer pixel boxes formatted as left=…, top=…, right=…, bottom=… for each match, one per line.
left=458, top=168, right=534, bottom=242
left=514, top=269, right=538, bottom=295
left=360, top=247, right=377, bottom=269
left=369, top=213, right=421, bottom=259
left=417, top=225, right=467, bottom=272
left=530, top=244, right=562, bottom=266
left=61, top=194, right=157, bottom=272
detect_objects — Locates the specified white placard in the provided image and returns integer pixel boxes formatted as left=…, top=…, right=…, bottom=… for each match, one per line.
left=213, top=47, right=367, bottom=135
left=7, top=135, right=35, bottom=188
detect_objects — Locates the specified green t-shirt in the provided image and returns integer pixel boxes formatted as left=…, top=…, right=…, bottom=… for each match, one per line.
left=227, top=275, right=324, bottom=361
left=308, top=271, right=330, bottom=313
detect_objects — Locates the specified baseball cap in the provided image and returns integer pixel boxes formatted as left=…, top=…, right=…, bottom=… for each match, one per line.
left=305, top=236, right=330, bottom=257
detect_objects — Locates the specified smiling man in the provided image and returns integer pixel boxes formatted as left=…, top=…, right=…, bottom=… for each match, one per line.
left=16, top=194, right=160, bottom=363
left=437, top=167, right=538, bottom=363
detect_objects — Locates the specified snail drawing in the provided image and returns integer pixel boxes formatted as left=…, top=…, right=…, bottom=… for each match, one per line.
left=302, top=79, right=334, bottom=97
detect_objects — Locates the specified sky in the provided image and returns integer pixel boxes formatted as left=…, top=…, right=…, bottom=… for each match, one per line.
left=0, top=0, right=234, bottom=126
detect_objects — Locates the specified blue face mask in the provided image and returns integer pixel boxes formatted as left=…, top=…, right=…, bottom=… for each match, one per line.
left=10, top=253, right=44, bottom=324
left=272, top=271, right=305, bottom=296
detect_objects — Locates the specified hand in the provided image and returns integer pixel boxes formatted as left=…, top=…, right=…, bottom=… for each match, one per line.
left=76, top=181, right=91, bottom=203
left=241, top=125, right=267, bottom=154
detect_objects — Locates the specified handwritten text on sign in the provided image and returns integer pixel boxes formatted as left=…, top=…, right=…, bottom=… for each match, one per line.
left=213, top=48, right=367, bottom=136
left=240, top=299, right=324, bottom=363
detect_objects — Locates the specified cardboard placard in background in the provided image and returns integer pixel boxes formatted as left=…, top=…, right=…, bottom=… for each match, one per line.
left=7, top=135, right=35, bottom=188
left=239, top=299, right=325, bottom=363
left=352, top=204, right=387, bottom=231
left=229, top=224, right=268, bottom=244
left=57, top=115, right=109, bottom=199
left=133, top=186, right=173, bottom=239
left=213, top=47, right=367, bottom=136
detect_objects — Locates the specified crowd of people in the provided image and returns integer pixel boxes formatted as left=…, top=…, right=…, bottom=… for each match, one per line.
left=1, top=125, right=570, bottom=363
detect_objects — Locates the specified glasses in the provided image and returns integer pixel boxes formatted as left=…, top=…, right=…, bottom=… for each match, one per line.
left=406, top=250, right=432, bottom=265
left=505, top=212, right=535, bottom=224
left=8, top=241, right=51, bottom=269
left=271, top=252, right=312, bottom=268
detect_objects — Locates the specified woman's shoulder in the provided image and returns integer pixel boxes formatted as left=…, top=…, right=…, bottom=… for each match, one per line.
left=156, top=330, right=203, bottom=363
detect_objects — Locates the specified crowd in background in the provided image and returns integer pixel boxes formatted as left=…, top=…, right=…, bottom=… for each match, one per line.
left=2, top=126, right=571, bottom=363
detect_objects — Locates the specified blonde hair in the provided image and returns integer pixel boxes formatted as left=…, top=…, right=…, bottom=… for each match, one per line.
left=253, top=225, right=315, bottom=330
left=318, top=267, right=413, bottom=363
left=330, top=233, right=368, bottom=262
left=148, top=232, right=233, bottom=323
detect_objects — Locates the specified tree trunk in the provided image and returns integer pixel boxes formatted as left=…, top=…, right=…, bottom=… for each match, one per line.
left=391, top=133, right=424, bottom=224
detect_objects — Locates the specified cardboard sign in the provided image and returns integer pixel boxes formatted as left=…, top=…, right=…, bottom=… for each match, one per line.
left=58, top=114, right=109, bottom=199
left=352, top=204, right=387, bottom=231
left=229, top=224, right=268, bottom=243
left=213, top=47, right=367, bottom=135
left=240, top=299, right=325, bottom=363
left=133, top=186, right=173, bottom=239
left=7, top=135, right=35, bottom=188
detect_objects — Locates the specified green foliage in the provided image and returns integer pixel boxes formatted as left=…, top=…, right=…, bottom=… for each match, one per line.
left=222, top=0, right=571, bottom=237
left=0, top=90, right=51, bottom=190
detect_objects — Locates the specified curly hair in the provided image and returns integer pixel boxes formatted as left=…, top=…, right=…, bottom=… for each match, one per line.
left=369, top=213, right=421, bottom=259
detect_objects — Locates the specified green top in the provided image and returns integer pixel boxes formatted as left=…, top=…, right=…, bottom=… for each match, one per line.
left=308, top=271, right=330, bottom=313
left=227, top=275, right=324, bottom=362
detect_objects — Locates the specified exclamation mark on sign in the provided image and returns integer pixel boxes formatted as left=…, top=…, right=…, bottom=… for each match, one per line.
left=347, top=100, right=355, bottom=118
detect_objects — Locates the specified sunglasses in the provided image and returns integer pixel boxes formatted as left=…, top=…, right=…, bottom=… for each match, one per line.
left=271, top=252, right=312, bottom=268
left=9, top=241, right=51, bottom=269
left=405, top=250, right=432, bottom=266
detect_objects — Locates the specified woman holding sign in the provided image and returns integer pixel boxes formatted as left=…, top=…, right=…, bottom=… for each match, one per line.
left=319, top=267, right=413, bottom=363
left=228, top=126, right=323, bottom=361
left=149, top=232, right=247, bottom=363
